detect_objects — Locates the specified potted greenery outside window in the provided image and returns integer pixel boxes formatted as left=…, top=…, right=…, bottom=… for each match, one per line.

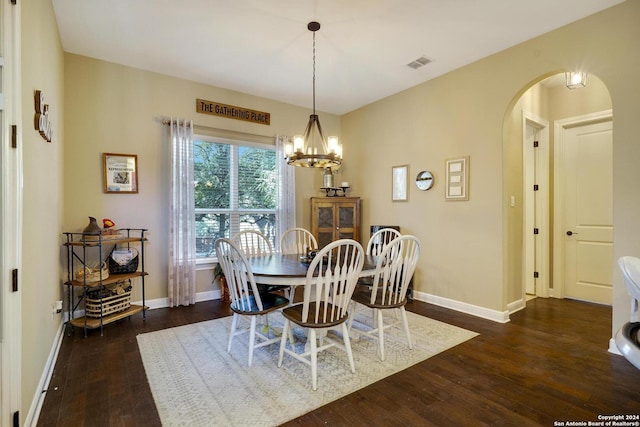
left=214, top=263, right=230, bottom=302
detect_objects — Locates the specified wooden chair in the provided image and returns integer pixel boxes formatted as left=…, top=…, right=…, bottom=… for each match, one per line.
left=280, top=227, right=318, bottom=255
left=358, top=227, right=401, bottom=286
left=278, top=239, right=364, bottom=390
left=348, top=235, right=420, bottom=361
left=232, top=229, right=273, bottom=257
left=215, top=238, right=289, bottom=367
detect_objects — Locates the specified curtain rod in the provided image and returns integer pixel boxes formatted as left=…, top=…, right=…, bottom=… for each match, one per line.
left=159, top=117, right=274, bottom=141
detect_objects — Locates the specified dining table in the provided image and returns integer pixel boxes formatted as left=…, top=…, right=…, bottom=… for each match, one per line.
left=248, top=252, right=378, bottom=287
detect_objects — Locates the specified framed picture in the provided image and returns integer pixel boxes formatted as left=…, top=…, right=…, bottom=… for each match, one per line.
left=445, top=156, right=469, bottom=201
left=103, top=153, right=138, bottom=193
left=392, top=164, right=409, bottom=202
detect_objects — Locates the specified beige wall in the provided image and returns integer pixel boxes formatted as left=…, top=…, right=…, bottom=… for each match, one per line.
left=21, top=0, right=65, bottom=422
left=342, top=1, right=639, bottom=334
left=63, top=54, right=340, bottom=299
left=19, top=0, right=640, bottom=421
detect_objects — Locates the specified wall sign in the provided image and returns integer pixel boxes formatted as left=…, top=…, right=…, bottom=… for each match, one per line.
left=196, top=98, right=270, bottom=125
left=34, top=90, right=52, bottom=142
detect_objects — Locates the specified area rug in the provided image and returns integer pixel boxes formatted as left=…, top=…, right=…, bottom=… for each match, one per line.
left=137, top=309, right=478, bottom=427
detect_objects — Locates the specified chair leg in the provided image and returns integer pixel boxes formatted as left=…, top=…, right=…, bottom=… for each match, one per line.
left=310, top=329, right=318, bottom=391
left=400, top=306, right=412, bottom=349
left=228, top=313, right=239, bottom=353
left=341, top=322, right=356, bottom=374
left=347, top=300, right=356, bottom=332
left=248, top=316, right=257, bottom=367
left=377, top=308, right=386, bottom=361
left=288, top=322, right=295, bottom=346
left=278, top=319, right=290, bottom=367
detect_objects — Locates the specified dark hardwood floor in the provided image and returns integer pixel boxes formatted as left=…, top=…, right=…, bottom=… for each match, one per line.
left=37, top=297, right=640, bottom=426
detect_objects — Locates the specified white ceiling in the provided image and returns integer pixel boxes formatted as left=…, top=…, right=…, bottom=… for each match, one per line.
left=52, top=0, right=623, bottom=115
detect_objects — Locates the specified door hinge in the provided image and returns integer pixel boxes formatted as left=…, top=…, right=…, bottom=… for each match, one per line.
left=533, top=184, right=539, bottom=191
left=12, top=268, right=18, bottom=292
left=533, top=140, right=539, bottom=148
left=13, top=411, right=19, bottom=427
left=11, top=125, right=17, bottom=148
left=533, top=271, right=539, bottom=278
left=10, top=0, right=16, bottom=5
left=533, top=228, right=539, bottom=235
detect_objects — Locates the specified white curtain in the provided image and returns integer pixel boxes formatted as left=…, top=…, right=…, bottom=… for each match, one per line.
left=276, top=135, right=296, bottom=252
left=169, top=119, right=196, bottom=306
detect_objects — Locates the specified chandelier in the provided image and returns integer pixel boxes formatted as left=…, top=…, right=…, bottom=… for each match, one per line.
left=284, top=21, right=342, bottom=168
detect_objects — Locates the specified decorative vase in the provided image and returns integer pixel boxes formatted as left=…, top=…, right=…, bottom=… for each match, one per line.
left=323, top=168, right=334, bottom=188
left=82, top=216, right=101, bottom=235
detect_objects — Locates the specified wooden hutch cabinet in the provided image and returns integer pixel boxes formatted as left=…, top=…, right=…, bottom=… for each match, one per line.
left=311, top=197, right=361, bottom=249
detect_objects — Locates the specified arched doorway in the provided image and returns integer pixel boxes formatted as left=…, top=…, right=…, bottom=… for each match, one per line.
left=504, top=72, right=613, bottom=312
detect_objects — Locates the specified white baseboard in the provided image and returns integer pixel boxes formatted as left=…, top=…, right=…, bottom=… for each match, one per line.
left=507, top=298, right=526, bottom=315
left=609, top=338, right=622, bottom=356
left=132, top=289, right=221, bottom=310
left=412, top=290, right=511, bottom=323
left=25, top=318, right=66, bottom=427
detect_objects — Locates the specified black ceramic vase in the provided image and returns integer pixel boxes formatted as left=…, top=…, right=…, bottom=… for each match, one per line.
left=82, top=216, right=101, bottom=235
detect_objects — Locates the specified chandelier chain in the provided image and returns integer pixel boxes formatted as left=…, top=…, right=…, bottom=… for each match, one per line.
left=312, top=29, right=316, bottom=115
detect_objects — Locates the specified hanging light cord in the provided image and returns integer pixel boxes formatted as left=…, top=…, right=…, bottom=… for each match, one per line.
left=312, top=28, right=316, bottom=116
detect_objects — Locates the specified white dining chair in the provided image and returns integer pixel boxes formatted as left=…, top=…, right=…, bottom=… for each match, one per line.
left=358, top=227, right=401, bottom=286
left=366, top=227, right=401, bottom=257
left=348, top=235, right=420, bottom=361
left=215, top=238, right=289, bottom=367
left=280, top=227, right=318, bottom=255
left=280, top=227, right=318, bottom=301
left=232, top=229, right=273, bottom=257
left=278, top=239, right=364, bottom=390
left=232, top=229, right=291, bottom=296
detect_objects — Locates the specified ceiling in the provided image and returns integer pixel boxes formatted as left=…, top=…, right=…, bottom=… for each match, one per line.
left=52, top=0, right=623, bottom=115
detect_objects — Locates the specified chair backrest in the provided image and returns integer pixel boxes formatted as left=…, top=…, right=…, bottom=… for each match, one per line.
left=232, top=230, right=273, bottom=257
left=370, top=235, right=420, bottom=306
left=618, top=256, right=640, bottom=322
left=280, top=227, right=318, bottom=255
left=301, top=239, right=364, bottom=324
left=366, top=227, right=401, bottom=256
left=215, top=238, right=265, bottom=312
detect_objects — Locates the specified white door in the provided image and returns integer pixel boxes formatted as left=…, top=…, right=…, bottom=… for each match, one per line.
left=560, top=118, right=613, bottom=304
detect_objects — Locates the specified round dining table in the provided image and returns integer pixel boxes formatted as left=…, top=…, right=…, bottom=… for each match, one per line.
left=248, top=253, right=378, bottom=287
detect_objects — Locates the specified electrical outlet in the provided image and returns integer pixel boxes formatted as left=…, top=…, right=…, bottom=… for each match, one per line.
left=52, top=300, right=63, bottom=315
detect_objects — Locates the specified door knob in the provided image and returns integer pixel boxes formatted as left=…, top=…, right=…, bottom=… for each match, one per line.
left=566, top=231, right=578, bottom=236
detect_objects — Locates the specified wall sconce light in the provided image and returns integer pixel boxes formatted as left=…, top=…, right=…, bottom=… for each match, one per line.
left=565, top=72, right=588, bottom=89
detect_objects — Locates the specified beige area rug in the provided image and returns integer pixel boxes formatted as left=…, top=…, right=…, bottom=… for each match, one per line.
left=137, top=308, right=478, bottom=427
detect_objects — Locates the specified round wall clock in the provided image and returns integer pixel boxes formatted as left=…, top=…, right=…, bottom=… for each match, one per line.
left=415, top=170, right=434, bottom=191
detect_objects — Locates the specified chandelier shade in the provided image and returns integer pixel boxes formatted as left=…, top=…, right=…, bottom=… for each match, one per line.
left=284, top=21, right=342, bottom=168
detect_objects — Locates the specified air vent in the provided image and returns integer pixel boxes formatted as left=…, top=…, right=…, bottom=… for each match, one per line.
left=406, top=56, right=432, bottom=70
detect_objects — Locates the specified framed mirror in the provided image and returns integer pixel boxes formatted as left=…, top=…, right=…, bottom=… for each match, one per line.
left=415, top=170, right=434, bottom=191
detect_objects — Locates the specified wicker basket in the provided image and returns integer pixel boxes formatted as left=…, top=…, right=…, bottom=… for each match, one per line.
left=85, top=282, right=132, bottom=317
left=108, top=247, right=139, bottom=274
left=75, top=262, right=109, bottom=283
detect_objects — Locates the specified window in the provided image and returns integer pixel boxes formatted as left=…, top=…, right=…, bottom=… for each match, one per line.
left=194, top=136, right=277, bottom=259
